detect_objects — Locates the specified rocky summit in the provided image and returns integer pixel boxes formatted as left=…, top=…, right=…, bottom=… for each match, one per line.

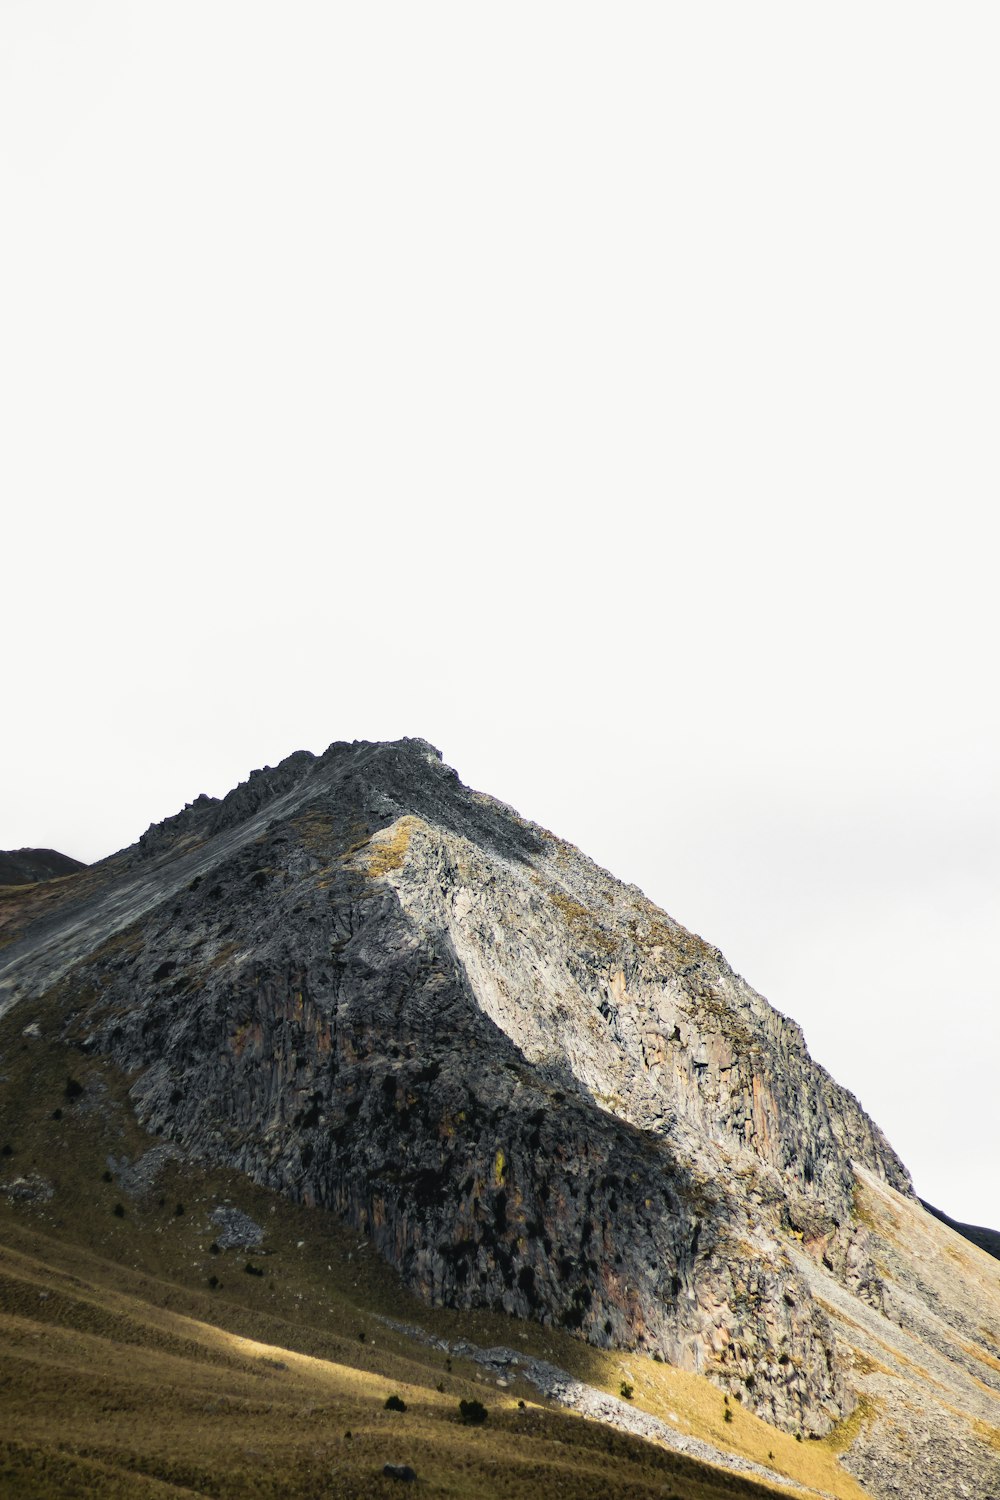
left=2, top=738, right=999, bottom=1499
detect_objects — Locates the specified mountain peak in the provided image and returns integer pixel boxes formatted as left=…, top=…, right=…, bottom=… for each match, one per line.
left=2, top=740, right=998, bottom=1497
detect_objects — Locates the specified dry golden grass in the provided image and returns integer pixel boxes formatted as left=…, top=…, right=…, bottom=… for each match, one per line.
left=959, top=1339, right=1000, bottom=1376
left=0, top=1221, right=819, bottom=1500
left=822, top=1396, right=881, bottom=1456
left=544, top=886, right=618, bottom=959
left=352, top=817, right=422, bottom=878
left=972, top=1418, right=1000, bottom=1453
left=547, top=1347, right=873, bottom=1500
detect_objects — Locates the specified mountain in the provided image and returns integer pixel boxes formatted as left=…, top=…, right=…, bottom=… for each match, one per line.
left=0, top=847, right=85, bottom=885
left=1, top=738, right=998, bottom=1499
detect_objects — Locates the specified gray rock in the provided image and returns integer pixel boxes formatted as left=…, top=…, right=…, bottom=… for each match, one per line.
left=2, top=1172, right=54, bottom=1202
left=210, top=1205, right=264, bottom=1250
left=106, top=1144, right=183, bottom=1198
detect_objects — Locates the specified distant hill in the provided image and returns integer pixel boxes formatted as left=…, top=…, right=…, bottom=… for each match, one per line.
left=920, top=1199, right=1000, bottom=1262
left=0, top=848, right=86, bottom=886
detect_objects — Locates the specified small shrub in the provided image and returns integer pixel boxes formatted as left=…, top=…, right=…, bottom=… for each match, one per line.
left=113, top=1203, right=125, bottom=1218
left=102, top=1170, right=113, bottom=1183
left=51, top=1109, right=62, bottom=1121
left=384, top=1394, right=407, bottom=1412
left=796, top=1432, right=803, bottom=1442
left=357, top=1330, right=366, bottom=1342
left=174, top=1203, right=185, bottom=1216
left=724, top=1406, right=733, bottom=1423
left=436, top=1382, right=444, bottom=1392
left=64, top=1077, right=84, bottom=1101
left=208, top=1241, right=220, bottom=1255
left=244, top=1262, right=264, bottom=1277
left=1, top=1144, right=12, bottom=1157
left=619, top=1381, right=634, bottom=1400
left=208, top=1275, right=219, bottom=1289
left=458, top=1398, right=488, bottom=1425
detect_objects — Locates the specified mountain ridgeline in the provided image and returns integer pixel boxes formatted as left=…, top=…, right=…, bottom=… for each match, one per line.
left=2, top=739, right=998, bottom=1500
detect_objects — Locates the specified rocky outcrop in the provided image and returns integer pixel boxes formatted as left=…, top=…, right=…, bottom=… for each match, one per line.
left=1, top=737, right=995, bottom=1494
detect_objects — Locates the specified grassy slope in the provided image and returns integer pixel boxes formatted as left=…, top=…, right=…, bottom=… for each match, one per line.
left=0, top=952, right=871, bottom=1498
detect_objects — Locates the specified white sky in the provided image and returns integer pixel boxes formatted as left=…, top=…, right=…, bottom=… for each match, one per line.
left=3, top=4, right=997, bottom=1228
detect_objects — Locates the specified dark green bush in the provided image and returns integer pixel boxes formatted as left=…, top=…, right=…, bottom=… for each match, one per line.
left=458, top=1399, right=487, bottom=1425
left=384, top=1395, right=407, bottom=1412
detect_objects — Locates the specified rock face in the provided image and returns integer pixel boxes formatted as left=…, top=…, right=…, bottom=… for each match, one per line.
left=1, top=738, right=998, bottom=1496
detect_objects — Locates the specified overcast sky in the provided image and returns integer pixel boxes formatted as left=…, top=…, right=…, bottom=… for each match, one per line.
left=3, top=4, right=997, bottom=1228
